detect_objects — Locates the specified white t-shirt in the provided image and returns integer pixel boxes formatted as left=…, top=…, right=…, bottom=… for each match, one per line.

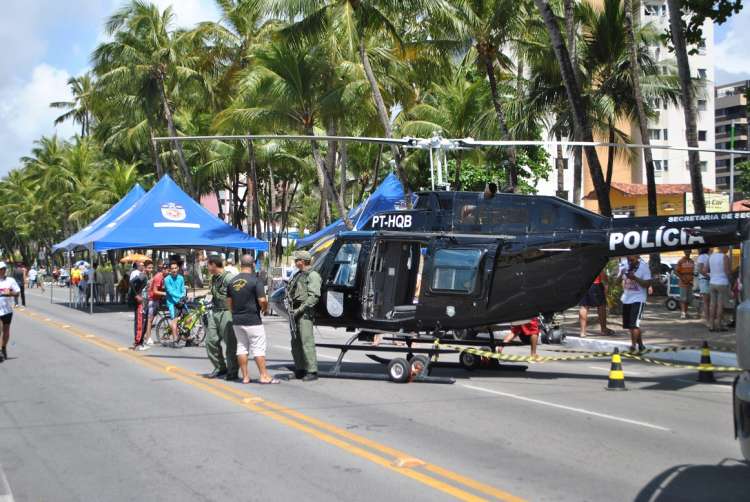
left=28, top=269, right=38, bottom=280
left=0, top=277, right=21, bottom=315
left=708, top=252, right=730, bottom=286
left=696, top=253, right=710, bottom=277
left=620, top=259, right=652, bottom=304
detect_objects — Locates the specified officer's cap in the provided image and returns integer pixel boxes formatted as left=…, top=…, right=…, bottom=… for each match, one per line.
left=294, top=250, right=313, bottom=262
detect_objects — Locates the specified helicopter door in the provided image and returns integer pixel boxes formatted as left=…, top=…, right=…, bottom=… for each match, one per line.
left=320, top=240, right=365, bottom=323
left=418, top=245, right=488, bottom=325
left=362, top=240, right=422, bottom=321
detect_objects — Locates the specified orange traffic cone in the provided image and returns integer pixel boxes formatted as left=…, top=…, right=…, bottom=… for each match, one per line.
left=606, top=348, right=627, bottom=391
left=697, top=341, right=717, bottom=383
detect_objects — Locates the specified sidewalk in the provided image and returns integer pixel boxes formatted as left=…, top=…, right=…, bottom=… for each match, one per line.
left=559, top=298, right=738, bottom=367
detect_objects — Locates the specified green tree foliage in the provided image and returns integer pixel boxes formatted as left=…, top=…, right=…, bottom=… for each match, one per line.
left=4, top=0, right=710, bottom=262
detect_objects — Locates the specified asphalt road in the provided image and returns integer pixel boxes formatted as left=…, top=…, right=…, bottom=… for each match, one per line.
left=1, top=289, right=749, bottom=501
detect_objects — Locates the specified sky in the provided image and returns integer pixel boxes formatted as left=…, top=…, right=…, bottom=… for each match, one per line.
left=0, top=1, right=748, bottom=176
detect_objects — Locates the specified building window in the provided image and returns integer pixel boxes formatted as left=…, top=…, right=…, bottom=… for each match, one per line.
left=700, top=161, right=708, bottom=172
left=698, top=130, right=707, bottom=141
left=697, top=40, right=707, bottom=55
left=648, top=128, right=661, bottom=140
left=653, top=160, right=663, bottom=176
left=697, top=68, right=707, bottom=79
left=663, top=128, right=669, bottom=140
left=697, top=99, right=707, bottom=111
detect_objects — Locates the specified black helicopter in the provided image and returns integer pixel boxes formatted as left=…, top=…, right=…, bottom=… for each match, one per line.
left=270, top=189, right=750, bottom=333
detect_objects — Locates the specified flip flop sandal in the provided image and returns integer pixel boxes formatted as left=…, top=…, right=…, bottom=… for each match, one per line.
left=602, top=329, right=615, bottom=336
left=259, top=378, right=281, bottom=385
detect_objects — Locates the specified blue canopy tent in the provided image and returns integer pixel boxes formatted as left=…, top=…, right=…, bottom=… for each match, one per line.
left=52, top=184, right=146, bottom=252
left=82, top=175, right=268, bottom=252
left=296, top=172, right=405, bottom=248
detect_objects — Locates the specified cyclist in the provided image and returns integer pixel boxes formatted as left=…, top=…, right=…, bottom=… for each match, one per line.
left=164, top=261, right=186, bottom=347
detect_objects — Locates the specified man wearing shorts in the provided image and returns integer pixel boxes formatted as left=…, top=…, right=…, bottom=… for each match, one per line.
left=227, top=255, right=278, bottom=384
left=695, top=248, right=711, bottom=325
left=618, top=255, right=652, bottom=352
left=578, top=269, right=613, bottom=337
left=0, top=262, right=21, bottom=361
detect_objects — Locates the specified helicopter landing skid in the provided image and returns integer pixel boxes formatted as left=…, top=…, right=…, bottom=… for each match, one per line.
left=364, top=353, right=528, bottom=372
left=315, top=333, right=455, bottom=384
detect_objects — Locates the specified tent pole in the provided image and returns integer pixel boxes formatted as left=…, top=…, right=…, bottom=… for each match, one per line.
left=68, top=253, right=72, bottom=308
left=89, top=246, right=94, bottom=315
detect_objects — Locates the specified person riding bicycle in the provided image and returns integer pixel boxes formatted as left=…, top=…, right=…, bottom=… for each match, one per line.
left=164, top=261, right=186, bottom=347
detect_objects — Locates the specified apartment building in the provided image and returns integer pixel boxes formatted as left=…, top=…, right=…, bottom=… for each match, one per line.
left=537, top=0, right=716, bottom=212
left=715, top=80, right=749, bottom=193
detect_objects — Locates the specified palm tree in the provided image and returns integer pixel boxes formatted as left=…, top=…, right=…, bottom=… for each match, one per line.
left=50, top=73, right=97, bottom=136
left=274, top=0, right=437, bottom=204
left=216, top=42, right=353, bottom=229
left=623, top=0, right=656, bottom=216
left=666, top=0, right=705, bottom=213
left=431, top=0, right=532, bottom=189
left=401, top=55, right=490, bottom=189
left=92, top=1, right=202, bottom=193
left=533, top=0, right=611, bottom=216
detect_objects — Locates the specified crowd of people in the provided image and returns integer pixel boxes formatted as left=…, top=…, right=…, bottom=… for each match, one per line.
left=124, top=250, right=322, bottom=384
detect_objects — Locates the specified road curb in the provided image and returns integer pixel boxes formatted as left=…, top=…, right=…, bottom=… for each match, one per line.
left=563, top=336, right=738, bottom=368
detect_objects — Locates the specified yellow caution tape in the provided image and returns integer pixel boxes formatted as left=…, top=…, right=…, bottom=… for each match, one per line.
left=621, top=353, right=742, bottom=372
left=545, top=345, right=737, bottom=356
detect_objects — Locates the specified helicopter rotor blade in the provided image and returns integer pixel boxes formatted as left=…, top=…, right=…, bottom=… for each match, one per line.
left=152, top=134, right=419, bottom=148
left=454, top=138, right=748, bottom=156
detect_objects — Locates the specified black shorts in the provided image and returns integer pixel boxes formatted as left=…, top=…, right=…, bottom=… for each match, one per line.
left=622, top=302, right=645, bottom=330
left=580, top=283, right=605, bottom=307
left=0, top=313, right=12, bottom=326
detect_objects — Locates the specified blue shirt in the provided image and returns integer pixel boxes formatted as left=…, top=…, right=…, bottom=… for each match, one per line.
left=164, top=274, right=185, bottom=304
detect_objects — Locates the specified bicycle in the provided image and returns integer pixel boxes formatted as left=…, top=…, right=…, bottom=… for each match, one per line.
left=155, top=297, right=212, bottom=347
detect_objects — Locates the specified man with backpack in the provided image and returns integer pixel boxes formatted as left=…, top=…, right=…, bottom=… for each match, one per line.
left=204, top=256, right=238, bottom=381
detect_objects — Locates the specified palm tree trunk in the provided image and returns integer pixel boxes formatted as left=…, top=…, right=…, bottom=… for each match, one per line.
left=482, top=55, right=518, bottom=189
left=340, top=141, right=348, bottom=205
left=359, top=38, right=412, bottom=206
left=246, top=140, right=262, bottom=237
left=562, top=0, right=583, bottom=205
left=624, top=0, right=657, bottom=216
left=307, top=127, right=353, bottom=229
left=666, top=0, right=705, bottom=213
left=534, top=0, right=612, bottom=216
left=606, top=123, right=615, bottom=190
left=157, top=77, right=192, bottom=193
left=555, top=130, right=565, bottom=197
left=149, top=129, right=164, bottom=178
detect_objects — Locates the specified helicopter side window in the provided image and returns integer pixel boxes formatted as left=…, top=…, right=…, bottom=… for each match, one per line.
left=329, top=243, right=361, bottom=288
left=431, top=249, right=483, bottom=293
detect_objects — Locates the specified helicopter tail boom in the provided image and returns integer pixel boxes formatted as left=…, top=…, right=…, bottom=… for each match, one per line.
left=605, top=211, right=750, bottom=257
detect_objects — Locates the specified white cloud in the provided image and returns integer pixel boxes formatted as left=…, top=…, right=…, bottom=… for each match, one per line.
left=0, top=3, right=48, bottom=87
left=136, top=0, right=220, bottom=29
left=0, top=64, right=77, bottom=173
left=714, top=8, right=750, bottom=83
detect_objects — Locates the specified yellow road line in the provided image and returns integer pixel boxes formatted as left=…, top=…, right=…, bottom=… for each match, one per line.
left=19, top=309, right=523, bottom=502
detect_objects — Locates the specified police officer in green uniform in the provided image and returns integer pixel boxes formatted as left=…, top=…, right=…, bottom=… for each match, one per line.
left=204, top=255, right=238, bottom=381
left=287, top=250, right=321, bottom=381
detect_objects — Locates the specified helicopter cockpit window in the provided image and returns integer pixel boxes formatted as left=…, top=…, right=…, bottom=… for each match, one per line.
left=431, top=249, right=483, bottom=293
left=329, top=243, right=361, bottom=287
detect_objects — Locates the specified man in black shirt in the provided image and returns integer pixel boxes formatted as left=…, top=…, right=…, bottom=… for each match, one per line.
left=226, top=255, right=278, bottom=384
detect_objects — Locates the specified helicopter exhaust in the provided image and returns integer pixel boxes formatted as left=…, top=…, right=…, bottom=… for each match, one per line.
left=605, top=211, right=750, bottom=257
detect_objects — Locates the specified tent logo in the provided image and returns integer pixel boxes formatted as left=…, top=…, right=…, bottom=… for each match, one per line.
left=161, top=203, right=186, bottom=221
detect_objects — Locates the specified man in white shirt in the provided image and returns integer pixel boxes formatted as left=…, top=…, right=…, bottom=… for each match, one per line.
left=0, top=262, right=21, bottom=362
left=618, top=255, right=652, bottom=352
left=707, top=247, right=731, bottom=331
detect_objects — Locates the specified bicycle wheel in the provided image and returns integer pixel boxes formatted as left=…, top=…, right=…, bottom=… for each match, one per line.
left=156, top=316, right=172, bottom=344
left=190, top=315, right=207, bottom=346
